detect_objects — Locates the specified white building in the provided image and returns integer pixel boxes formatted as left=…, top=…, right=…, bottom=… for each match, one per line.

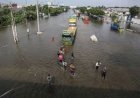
left=70, top=6, right=77, bottom=9
left=105, top=7, right=130, bottom=16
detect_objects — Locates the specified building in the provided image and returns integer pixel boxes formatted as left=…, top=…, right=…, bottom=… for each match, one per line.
left=105, top=7, right=130, bottom=16
left=70, top=6, right=77, bottom=9
left=49, top=5, right=59, bottom=8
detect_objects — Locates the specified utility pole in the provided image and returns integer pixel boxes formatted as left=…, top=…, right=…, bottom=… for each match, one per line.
left=47, top=0, right=52, bottom=18
left=36, top=0, right=42, bottom=35
left=25, top=0, right=30, bottom=33
left=48, top=4, right=50, bottom=17
left=10, top=3, right=18, bottom=43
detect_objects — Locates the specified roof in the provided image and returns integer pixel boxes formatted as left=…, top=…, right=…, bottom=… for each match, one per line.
left=111, top=8, right=129, bottom=12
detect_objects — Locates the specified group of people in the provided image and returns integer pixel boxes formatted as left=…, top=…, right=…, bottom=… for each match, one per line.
left=95, top=61, right=107, bottom=79
left=67, top=52, right=76, bottom=76
left=57, top=46, right=67, bottom=70
left=57, top=46, right=76, bottom=76
left=47, top=61, right=106, bottom=86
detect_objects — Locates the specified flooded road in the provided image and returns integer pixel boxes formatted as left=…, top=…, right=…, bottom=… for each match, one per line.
left=0, top=10, right=140, bottom=98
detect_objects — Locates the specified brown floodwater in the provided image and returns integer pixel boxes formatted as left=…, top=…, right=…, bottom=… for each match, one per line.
left=0, top=10, right=140, bottom=98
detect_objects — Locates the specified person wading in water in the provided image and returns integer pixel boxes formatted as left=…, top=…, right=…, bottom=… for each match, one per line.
left=101, top=66, right=107, bottom=79
left=95, top=61, right=101, bottom=71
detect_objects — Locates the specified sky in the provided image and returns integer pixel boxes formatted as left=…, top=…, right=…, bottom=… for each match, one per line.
left=1, top=0, right=140, bottom=7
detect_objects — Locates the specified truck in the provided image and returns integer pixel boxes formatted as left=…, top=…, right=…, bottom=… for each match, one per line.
left=110, top=16, right=124, bottom=33
left=62, top=27, right=77, bottom=45
left=62, top=14, right=77, bottom=45
left=69, top=15, right=77, bottom=26
left=111, top=23, right=119, bottom=31
left=111, top=22, right=123, bottom=32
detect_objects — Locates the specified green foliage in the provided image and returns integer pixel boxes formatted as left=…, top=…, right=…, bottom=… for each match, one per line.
left=0, top=5, right=66, bottom=27
left=87, top=8, right=105, bottom=16
left=42, top=5, right=65, bottom=15
left=3, top=5, right=9, bottom=8
left=0, top=8, right=10, bottom=15
left=14, top=10, right=25, bottom=23
left=0, top=8, right=11, bottom=26
left=49, top=7, right=64, bottom=16
left=42, top=5, right=49, bottom=15
left=129, top=6, right=139, bottom=17
left=25, top=5, right=36, bottom=12
left=49, top=7, right=58, bottom=16
left=24, top=5, right=37, bottom=20
left=77, top=7, right=105, bottom=15
left=63, top=6, right=69, bottom=12
left=57, top=7, right=65, bottom=14
left=0, top=15, right=11, bottom=26
left=3, top=8, right=10, bottom=15
left=43, top=5, right=68, bottom=15
left=26, top=11, right=37, bottom=20
left=111, top=13, right=118, bottom=22
left=77, top=7, right=87, bottom=14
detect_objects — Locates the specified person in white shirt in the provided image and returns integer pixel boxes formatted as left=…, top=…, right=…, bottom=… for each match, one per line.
left=62, top=60, right=67, bottom=70
left=95, top=61, right=101, bottom=71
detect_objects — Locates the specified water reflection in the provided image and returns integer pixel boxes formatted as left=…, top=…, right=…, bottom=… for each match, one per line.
left=0, top=11, right=140, bottom=97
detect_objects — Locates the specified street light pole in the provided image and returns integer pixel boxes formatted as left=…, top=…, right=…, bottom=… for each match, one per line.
left=47, top=1, right=52, bottom=18
left=48, top=5, right=50, bottom=17
left=36, top=0, right=42, bottom=35
left=24, top=0, right=30, bottom=33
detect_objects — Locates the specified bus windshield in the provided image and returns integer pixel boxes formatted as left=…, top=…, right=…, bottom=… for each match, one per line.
left=62, top=34, right=71, bottom=38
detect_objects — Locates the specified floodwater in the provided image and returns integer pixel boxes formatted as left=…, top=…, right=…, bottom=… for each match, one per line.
left=0, top=10, right=140, bottom=98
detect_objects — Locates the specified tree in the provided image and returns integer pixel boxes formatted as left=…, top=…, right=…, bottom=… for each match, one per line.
left=24, top=5, right=37, bottom=20
left=0, top=15, right=11, bottom=26
left=0, top=5, right=66, bottom=27
left=129, top=6, right=139, bottom=17
left=87, top=8, right=105, bottom=16
left=26, top=11, right=37, bottom=20
left=2, top=8, right=10, bottom=15
left=14, top=10, right=25, bottom=23
left=77, top=7, right=87, bottom=14
left=42, top=5, right=48, bottom=15
left=49, top=7, right=58, bottom=16
left=0, top=8, right=11, bottom=26
left=49, top=7, right=64, bottom=16
left=25, top=5, right=36, bottom=12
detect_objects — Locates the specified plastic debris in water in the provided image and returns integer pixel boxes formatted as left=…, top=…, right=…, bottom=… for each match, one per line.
left=90, top=35, right=98, bottom=42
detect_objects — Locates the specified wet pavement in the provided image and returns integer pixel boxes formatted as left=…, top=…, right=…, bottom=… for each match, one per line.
left=0, top=10, right=140, bottom=98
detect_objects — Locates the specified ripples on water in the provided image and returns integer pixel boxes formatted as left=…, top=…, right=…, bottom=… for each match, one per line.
left=0, top=11, right=140, bottom=97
